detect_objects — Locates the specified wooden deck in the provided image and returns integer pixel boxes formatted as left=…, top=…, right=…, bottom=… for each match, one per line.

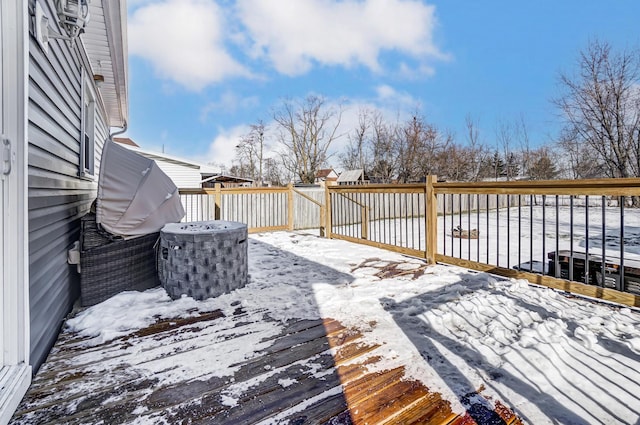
left=10, top=305, right=522, bottom=424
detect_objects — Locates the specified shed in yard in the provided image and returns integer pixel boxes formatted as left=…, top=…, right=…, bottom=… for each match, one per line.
left=0, top=0, right=128, bottom=421
left=337, top=169, right=369, bottom=185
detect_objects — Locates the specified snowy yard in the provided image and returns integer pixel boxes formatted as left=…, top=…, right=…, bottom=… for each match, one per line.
left=440, top=204, right=640, bottom=270
left=13, top=231, right=640, bottom=424
left=340, top=203, right=640, bottom=279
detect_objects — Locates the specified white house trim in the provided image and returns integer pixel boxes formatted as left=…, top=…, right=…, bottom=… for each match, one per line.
left=82, top=0, right=128, bottom=128
left=0, top=366, right=30, bottom=425
left=0, top=0, right=31, bottom=423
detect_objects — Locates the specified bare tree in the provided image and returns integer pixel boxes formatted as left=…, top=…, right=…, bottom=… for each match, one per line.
left=396, top=116, right=424, bottom=182
left=274, top=95, right=343, bottom=184
left=251, top=121, right=266, bottom=186
left=262, top=157, right=291, bottom=186
left=419, top=118, right=451, bottom=179
left=340, top=108, right=370, bottom=171
left=368, top=110, right=397, bottom=183
left=514, top=115, right=533, bottom=179
left=495, top=119, right=520, bottom=180
left=558, top=129, right=605, bottom=179
left=555, top=39, right=640, bottom=179
left=234, top=121, right=267, bottom=184
left=464, top=114, right=488, bottom=181
left=439, top=143, right=478, bottom=181
left=231, top=140, right=255, bottom=179
left=395, top=114, right=449, bottom=182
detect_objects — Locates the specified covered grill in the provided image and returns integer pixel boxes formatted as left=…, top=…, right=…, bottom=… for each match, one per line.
left=96, top=139, right=185, bottom=238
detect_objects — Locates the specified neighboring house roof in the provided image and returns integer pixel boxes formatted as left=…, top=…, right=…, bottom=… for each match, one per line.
left=337, top=169, right=366, bottom=183
left=83, top=0, right=128, bottom=128
left=113, top=137, right=139, bottom=147
left=114, top=139, right=202, bottom=169
left=202, top=174, right=254, bottom=184
left=316, top=169, right=338, bottom=179
left=114, top=140, right=211, bottom=188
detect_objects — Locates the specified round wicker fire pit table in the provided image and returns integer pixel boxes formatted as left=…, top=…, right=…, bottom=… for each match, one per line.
left=158, top=220, right=248, bottom=300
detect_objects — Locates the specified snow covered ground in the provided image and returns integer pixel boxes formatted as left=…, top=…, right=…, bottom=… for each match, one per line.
left=440, top=204, right=640, bottom=271
left=338, top=203, right=640, bottom=279
left=66, top=231, right=640, bottom=424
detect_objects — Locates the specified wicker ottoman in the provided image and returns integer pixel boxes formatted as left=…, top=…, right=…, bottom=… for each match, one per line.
left=80, top=213, right=160, bottom=306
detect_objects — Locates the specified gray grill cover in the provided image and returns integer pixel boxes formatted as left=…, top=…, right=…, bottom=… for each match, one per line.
left=96, top=139, right=185, bottom=239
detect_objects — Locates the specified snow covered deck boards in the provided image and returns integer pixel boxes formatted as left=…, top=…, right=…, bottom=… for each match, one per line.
left=10, top=231, right=640, bottom=423
left=11, top=311, right=520, bottom=424
left=15, top=231, right=639, bottom=423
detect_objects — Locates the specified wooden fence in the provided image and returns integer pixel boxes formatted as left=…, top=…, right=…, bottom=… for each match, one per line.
left=293, top=188, right=325, bottom=229
left=180, top=184, right=325, bottom=234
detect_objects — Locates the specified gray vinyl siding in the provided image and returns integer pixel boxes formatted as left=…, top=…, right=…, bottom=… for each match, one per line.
left=27, top=5, right=108, bottom=371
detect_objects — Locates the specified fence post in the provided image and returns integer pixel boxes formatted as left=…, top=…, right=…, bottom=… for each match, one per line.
left=319, top=206, right=326, bottom=237
left=361, top=207, right=369, bottom=239
left=426, top=175, right=438, bottom=264
left=206, top=189, right=215, bottom=221
left=287, top=183, right=294, bottom=231
left=214, top=183, right=222, bottom=220
left=324, top=185, right=332, bottom=239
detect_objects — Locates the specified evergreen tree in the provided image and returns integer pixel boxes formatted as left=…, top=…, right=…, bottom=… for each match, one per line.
left=479, top=151, right=505, bottom=180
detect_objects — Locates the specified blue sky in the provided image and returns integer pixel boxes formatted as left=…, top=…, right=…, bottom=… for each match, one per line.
left=124, top=0, right=640, bottom=169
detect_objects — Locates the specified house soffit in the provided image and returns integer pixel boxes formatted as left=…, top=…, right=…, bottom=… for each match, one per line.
left=81, top=0, right=128, bottom=128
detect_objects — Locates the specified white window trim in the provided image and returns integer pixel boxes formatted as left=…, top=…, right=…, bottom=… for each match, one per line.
left=0, top=0, right=32, bottom=423
left=80, top=70, right=96, bottom=178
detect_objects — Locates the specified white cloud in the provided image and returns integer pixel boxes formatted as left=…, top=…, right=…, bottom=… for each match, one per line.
left=128, top=0, right=250, bottom=91
left=376, top=84, right=398, bottom=100
left=398, top=61, right=436, bottom=79
left=129, top=0, right=446, bottom=89
left=204, top=125, right=250, bottom=168
left=237, top=0, right=444, bottom=75
left=375, top=84, right=420, bottom=110
left=200, top=91, right=260, bottom=122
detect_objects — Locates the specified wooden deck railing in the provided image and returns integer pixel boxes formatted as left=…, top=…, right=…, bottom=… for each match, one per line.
left=325, top=182, right=430, bottom=259
left=327, top=177, right=640, bottom=308
left=180, top=178, right=640, bottom=307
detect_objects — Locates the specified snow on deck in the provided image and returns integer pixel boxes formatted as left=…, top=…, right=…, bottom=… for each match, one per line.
left=11, top=231, right=640, bottom=424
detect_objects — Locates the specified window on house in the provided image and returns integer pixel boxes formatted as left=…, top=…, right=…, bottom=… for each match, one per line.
left=80, top=75, right=95, bottom=177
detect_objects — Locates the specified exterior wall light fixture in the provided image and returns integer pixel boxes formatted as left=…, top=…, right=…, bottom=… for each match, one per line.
left=55, top=0, right=90, bottom=39
left=34, top=0, right=90, bottom=52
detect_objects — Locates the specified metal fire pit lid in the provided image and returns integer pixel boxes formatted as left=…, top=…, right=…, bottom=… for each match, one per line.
left=161, top=220, right=246, bottom=235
